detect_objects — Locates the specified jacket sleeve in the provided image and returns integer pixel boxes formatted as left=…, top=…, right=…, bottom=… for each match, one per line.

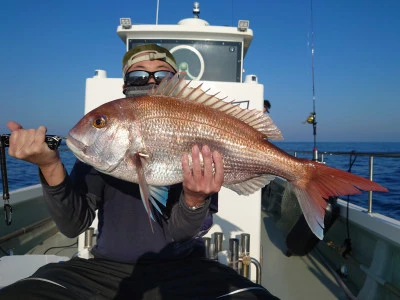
left=166, top=184, right=218, bottom=242
left=40, top=160, right=101, bottom=238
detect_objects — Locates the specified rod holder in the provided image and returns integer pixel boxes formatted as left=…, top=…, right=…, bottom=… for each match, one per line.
left=84, top=227, right=94, bottom=249
left=202, top=237, right=211, bottom=258
left=213, top=232, right=223, bottom=259
left=229, top=238, right=239, bottom=272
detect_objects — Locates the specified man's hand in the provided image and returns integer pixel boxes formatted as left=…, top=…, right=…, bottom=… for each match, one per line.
left=7, top=121, right=65, bottom=186
left=182, top=145, right=224, bottom=208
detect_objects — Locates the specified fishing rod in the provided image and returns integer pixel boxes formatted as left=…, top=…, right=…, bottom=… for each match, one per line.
left=0, top=134, right=64, bottom=225
left=310, top=0, right=318, bottom=161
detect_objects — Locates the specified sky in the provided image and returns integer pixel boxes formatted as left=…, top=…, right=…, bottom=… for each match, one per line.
left=0, top=0, right=399, bottom=142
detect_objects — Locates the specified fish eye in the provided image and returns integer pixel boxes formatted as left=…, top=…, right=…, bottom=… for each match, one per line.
left=93, top=116, right=107, bottom=128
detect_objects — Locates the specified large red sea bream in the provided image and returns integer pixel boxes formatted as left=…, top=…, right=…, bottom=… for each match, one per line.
left=66, top=74, right=388, bottom=239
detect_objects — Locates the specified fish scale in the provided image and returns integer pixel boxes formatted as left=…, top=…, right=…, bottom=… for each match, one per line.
left=140, top=107, right=269, bottom=184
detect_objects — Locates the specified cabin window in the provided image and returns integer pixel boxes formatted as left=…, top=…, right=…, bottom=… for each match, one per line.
left=128, top=39, right=242, bottom=83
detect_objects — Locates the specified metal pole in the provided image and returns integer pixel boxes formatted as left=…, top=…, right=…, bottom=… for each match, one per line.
left=240, top=233, right=250, bottom=278
left=238, top=257, right=262, bottom=285
left=229, top=238, right=239, bottom=272
left=251, top=257, right=262, bottom=285
left=368, top=156, right=374, bottom=213
left=156, top=0, right=160, bottom=25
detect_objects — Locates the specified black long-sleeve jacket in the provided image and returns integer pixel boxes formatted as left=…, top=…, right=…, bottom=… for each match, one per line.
left=40, top=160, right=216, bottom=263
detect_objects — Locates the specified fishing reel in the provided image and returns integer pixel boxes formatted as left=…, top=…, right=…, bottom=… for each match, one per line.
left=0, top=134, right=64, bottom=150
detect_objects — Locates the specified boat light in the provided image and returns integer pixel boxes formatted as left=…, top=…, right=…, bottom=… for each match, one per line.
left=120, top=18, right=132, bottom=29
left=193, top=2, right=200, bottom=18
left=238, top=20, right=249, bottom=32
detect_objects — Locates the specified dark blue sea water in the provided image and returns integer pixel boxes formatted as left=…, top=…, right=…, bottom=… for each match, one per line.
left=1, top=142, right=399, bottom=221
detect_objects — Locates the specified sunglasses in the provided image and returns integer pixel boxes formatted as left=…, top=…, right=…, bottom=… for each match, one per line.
left=124, top=70, right=176, bottom=86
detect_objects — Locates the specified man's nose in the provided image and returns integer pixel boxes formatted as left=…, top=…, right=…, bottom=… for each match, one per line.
left=147, top=74, right=157, bottom=84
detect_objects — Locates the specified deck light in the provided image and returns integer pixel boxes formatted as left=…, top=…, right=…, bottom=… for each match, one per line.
left=238, top=20, right=249, bottom=32
left=193, top=2, right=200, bottom=18
left=120, top=18, right=132, bottom=29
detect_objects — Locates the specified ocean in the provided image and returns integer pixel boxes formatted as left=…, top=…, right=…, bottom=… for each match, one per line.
left=1, top=141, right=399, bottom=221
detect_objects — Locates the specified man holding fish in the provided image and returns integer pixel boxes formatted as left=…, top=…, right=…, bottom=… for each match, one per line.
left=1, top=44, right=278, bottom=299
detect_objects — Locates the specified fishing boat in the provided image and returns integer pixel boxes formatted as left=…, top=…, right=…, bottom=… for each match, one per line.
left=1, top=2, right=400, bottom=299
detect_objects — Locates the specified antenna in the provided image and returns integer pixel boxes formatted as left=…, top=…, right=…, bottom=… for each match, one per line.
left=310, top=0, right=318, bottom=161
left=156, top=0, right=160, bottom=25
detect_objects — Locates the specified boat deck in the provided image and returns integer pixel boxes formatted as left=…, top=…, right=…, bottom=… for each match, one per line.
left=261, top=212, right=345, bottom=299
left=3, top=211, right=346, bottom=299
left=27, top=231, right=78, bottom=258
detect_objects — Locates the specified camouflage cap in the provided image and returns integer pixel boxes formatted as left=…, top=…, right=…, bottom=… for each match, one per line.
left=122, top=44, right=178, bottom=76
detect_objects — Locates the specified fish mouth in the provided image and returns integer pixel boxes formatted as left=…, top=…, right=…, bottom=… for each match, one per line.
left=66, top=133, right=119, bottom=174
left=66, top=133, right=86, bottom=151
left=66, top=134, right=88, bottom=162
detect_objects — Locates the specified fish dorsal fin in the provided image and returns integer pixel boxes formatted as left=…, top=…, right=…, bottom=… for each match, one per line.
left=224, top=174, right=276, bottom=195
left=150, top=72, right=283, bottom=140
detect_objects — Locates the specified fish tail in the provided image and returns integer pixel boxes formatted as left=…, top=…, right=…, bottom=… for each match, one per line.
left=290, top=161, right=388, bottom=240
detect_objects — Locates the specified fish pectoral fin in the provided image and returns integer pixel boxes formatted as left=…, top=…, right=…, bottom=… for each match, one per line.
left=224, top=175, right=276, bottom=196
left=134, top=153, right=154, bottom=232
left=138, top=185, right=169, bottom=215
left=134, top=152, right=169, bottom=231
left=148, top=185, right=170, bottom=214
